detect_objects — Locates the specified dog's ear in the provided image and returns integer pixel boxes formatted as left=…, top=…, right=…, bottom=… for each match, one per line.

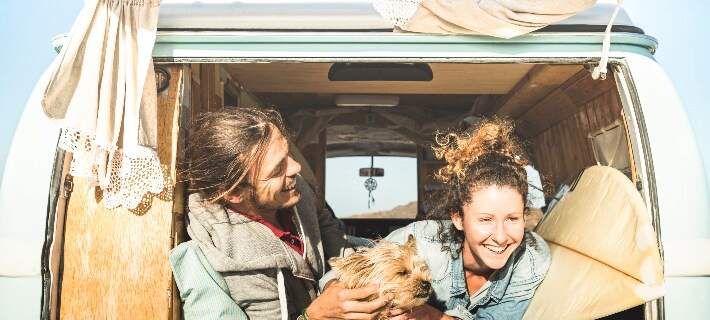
left=404, top=234, right=417, bottom=252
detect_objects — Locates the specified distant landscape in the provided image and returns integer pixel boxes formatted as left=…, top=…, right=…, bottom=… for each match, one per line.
left=348, top=201, right=417, bottom=219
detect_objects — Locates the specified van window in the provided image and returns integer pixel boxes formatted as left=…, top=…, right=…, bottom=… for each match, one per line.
left=326, top=156, right=417, bottom=219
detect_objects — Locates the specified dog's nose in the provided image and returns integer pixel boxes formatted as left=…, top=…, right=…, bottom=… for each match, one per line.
left=420, top=281, right=431, bottom=292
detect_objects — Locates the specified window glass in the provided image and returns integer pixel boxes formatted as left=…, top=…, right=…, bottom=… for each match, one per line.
left=326, top=156, right=417, bottom=219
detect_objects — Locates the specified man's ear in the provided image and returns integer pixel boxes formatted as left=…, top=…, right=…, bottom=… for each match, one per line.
left=451, top=211, right=464, bottom=231
left=222, top=188, right=246, bottom=205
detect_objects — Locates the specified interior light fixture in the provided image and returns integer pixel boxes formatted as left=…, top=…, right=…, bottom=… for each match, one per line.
left=335, top=94, right=400, bottom=107
left=328, top=63, right=433, bottom=81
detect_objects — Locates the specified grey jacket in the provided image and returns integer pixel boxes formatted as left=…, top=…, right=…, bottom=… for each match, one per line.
left=185, top=176, right=351, bottom=319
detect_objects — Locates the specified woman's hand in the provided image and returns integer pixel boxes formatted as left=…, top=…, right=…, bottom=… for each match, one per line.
left=306, top=281, right=390, bottom=320
left=387, top=304, right=456, bottom=320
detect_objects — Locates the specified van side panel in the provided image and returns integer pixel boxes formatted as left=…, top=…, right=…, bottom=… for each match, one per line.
left=625, top=54, right=710, bottom=319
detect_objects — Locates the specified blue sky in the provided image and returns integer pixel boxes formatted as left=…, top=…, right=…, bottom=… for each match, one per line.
left=1, top=1, right=708, bottom=214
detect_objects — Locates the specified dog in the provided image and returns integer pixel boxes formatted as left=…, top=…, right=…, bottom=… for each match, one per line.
left=329, top=235, right=433, bottom=316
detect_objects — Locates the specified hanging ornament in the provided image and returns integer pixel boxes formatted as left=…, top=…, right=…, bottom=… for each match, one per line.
left=364, top=177, right=377, bottom=209
left=364, top=155, right=378, bottom=208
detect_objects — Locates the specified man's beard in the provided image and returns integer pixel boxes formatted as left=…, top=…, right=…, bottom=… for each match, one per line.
left=244, top=188, right=298, bottom=212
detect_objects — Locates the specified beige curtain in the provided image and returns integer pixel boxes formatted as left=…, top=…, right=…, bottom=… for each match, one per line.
left=374, top=0, right=598, bottom=38
left=41, top=0, right=162, bottom=209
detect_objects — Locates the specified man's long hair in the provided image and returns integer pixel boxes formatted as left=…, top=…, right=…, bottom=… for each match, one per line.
left=182, top=108, right=287, bottom=204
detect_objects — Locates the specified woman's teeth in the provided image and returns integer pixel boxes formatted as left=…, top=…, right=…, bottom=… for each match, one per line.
left=483, top=244, right=506, bottom=254
left=282, top=183, right=296, bottom=192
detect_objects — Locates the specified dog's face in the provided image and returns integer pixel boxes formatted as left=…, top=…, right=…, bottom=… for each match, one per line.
left=329, top=235, right=432, bottom=310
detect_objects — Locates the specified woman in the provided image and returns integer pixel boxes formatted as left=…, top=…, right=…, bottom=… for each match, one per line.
left=388, top=118, right=551, bottom=320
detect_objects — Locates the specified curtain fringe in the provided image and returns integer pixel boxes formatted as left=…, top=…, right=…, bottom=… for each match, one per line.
left=107, top=0, right=160, bottom=7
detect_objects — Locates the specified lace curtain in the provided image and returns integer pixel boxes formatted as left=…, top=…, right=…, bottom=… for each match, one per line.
left=41, top=0, right=163, bottom=209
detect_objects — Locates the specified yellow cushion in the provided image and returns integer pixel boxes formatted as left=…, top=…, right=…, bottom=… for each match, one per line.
left=523, top=166, right=664, bottom=319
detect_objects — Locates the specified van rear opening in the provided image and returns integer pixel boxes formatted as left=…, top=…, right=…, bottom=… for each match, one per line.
left=209, top=60, right=647, bottom=319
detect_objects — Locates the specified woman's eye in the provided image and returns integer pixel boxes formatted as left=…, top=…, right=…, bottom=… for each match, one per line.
left=479, top=217, right=493, bottom=223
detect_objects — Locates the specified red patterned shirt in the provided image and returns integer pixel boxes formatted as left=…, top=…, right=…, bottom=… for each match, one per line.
left=232, top=208, right=304, bottom=256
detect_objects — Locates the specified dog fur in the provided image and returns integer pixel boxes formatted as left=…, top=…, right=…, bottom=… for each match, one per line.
left=329, top=235, right=432, bottom=314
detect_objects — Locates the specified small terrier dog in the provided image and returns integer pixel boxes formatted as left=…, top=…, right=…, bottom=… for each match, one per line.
left=329, top=235, right=433, bottom=315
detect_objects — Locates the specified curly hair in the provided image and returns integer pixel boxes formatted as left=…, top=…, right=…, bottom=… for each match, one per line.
left=181, top=107, right=288, bottom=204
left=425, top=117, right=530, bottom=255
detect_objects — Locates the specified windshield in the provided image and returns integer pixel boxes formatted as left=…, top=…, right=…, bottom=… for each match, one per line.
left=326, top=156, right=417, bottom=219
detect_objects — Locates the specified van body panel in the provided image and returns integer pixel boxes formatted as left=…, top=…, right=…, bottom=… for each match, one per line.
left=0, top=276, right=41, bottom=319
left=620, top=54, right=710, bottom=320
left=151, top=32, right=657, bottom=60
left=664, top=277, right=710, bottom=320
left=623, top=55, right=710, bottom=241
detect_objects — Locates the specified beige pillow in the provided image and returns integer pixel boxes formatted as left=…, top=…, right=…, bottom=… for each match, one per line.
left=523, top=166, right=664, bottom=319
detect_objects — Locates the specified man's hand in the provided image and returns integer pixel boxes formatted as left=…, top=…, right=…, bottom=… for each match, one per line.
left=387, top=304, right=455, bottom=320
left=306, top=282, right=390, bottom=320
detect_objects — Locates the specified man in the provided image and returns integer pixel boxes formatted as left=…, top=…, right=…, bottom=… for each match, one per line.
left=524, top=165, right=546, bottom=230
left=170, top=108, right=387, bottom=319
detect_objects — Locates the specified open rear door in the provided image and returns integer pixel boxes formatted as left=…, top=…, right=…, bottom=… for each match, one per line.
left=524, top=166, right=664, bottom=319
left=54, top=65, right=188, bottom=320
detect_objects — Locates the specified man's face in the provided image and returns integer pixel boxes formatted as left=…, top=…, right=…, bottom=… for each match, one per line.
left=242, top=130, right=302, bottom=211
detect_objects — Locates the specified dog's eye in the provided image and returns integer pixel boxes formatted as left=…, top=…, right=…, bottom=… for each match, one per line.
left=397, top=271, right=408, bottom=276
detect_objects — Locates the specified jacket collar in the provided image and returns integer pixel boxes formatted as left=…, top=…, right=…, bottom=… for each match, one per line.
left=186, top=185, right=318, bottom=281
left=449, top=240, right=524, bottom=305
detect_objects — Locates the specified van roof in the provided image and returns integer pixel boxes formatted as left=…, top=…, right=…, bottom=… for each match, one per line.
left=158, top=0, right=642, bottom=34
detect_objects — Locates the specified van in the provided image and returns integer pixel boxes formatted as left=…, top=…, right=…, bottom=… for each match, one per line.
left=1, top=1, right=708, bottom=319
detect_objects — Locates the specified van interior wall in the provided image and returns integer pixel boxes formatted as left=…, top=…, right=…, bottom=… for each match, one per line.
left=523, top=71, right=628, bottom=191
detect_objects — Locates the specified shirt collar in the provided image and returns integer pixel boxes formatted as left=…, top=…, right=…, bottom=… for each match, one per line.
left=228, top=208, right=294, bottom=238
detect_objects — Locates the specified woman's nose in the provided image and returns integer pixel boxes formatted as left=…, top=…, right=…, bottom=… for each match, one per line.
left=492, top=222, right=507, bottom=244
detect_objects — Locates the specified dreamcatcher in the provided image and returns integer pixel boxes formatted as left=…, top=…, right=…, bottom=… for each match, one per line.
left=364, top=155, right=378, bottom=209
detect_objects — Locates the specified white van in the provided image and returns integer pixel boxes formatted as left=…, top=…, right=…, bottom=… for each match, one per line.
left=1, top=1, right=708, bottom=319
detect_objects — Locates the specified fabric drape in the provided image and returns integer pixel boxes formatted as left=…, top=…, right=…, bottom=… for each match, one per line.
left=41, top=0, right=162, bottom=209
left=374, top=0, right=598, bottom=39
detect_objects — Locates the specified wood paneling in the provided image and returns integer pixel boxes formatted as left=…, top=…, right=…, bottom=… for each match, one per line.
left=226, top=63, right=533, bottom=94
left=519, top=70, right=617, bottom=137
left=530, top=78, right=625, bottom=190
left=488, top=64, right=583, bottom=117
left=59, top=66, right=184, bottom=319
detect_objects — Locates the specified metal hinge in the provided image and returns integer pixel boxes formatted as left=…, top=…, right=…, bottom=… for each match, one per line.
left=62, top=175, right=74, bottom=199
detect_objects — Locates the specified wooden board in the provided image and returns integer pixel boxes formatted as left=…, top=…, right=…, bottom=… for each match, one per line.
left=225, top=63, right=533, bottom=94
left=488, top=64, right=583, bottom=118
left=518, top=70, right=617, bottom=137
left=59, top=65, right=184, bottom=319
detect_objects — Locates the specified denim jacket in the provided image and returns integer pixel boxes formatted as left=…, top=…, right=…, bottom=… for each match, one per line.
left=386, top=220, right=551, bottom=320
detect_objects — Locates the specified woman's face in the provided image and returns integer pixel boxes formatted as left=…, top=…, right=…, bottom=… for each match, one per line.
left=452, top=185, right=525, bottom=274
